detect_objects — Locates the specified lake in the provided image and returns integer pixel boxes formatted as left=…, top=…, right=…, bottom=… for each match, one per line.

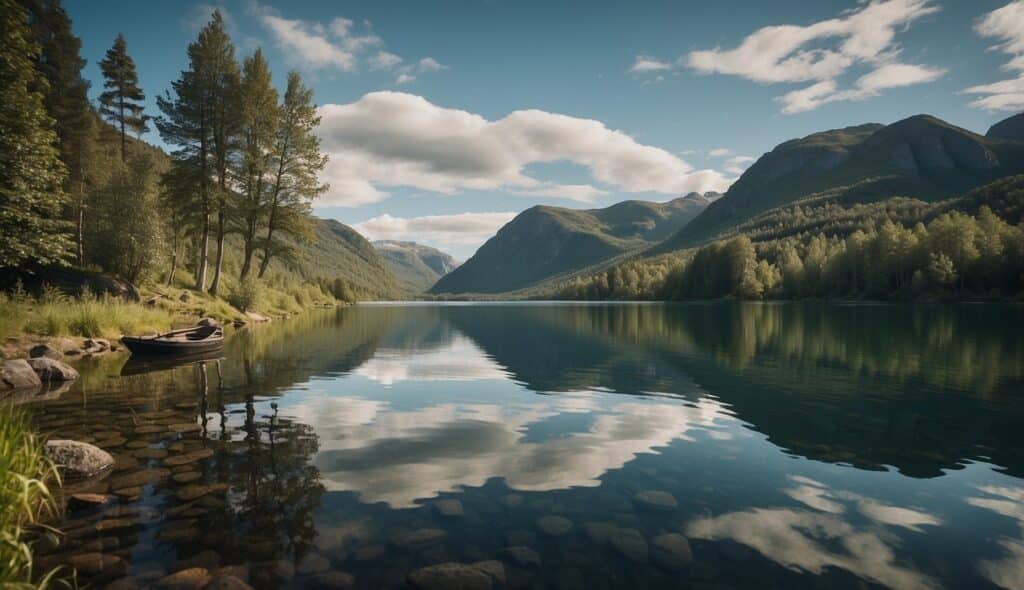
left=23, top=302, right=1024, bottom=590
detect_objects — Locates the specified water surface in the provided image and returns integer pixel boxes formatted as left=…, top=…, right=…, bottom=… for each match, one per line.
left=25, top=302, right=1024, bottom=589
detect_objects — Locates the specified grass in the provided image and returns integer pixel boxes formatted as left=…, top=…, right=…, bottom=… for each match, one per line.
left=0, top=405, right=66, bottom=589
left=0, top=289, right=177, bottom=340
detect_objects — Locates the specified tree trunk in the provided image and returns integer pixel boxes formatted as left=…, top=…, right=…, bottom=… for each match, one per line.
left=196, top=217, right=209, bottom=291
left=76, top=189, right=84, bottom=266
left=209, top=209, right=226, bottom=296
left=239, top=235, right=253, bottom=281
left=257, top=224, right=274, bottom=279
left=167, top=250, right=178, bottom=287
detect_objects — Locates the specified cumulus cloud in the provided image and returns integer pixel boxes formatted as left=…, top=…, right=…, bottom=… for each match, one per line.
left=963, top=1, right=1024, bottom=112
left=352, top=212, right=517, bottom=251
left=251, top=3, right=446, bottom=83
left=315, top=91, right=729, bottom=207
left=634, top=0, right=944, bottom=113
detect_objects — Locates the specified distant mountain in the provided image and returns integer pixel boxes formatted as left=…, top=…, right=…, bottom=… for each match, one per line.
left=658, top=113, right=1024, bottom=251
left=430, top=193, right=715, bottom=295
left=374, top=240, right=460, bottom=293
left=285, top=219, right=402, bottom=300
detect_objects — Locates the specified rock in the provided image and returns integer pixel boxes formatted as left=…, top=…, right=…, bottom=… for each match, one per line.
left=176, top=483, right=228, bottom=501
left=67, top=552, right=125, bottom=576
left=433, top=499, right=464, bottom=518
left=28, top=357, right=79, bottom=382
left=164, top=448, right=214, bottom=467
left=172, top=471, right=202, bottom=484
left=203, top=574, right=253, bottom=590
left=307, top=572, right=354, bottom=590
left=391, top=528, right=447, bottom=549
left=154, top=567, right=211, bottom=590
left=470, top=561, right=506, bottom=586
left=83, top=338, right=111, bottom=353
left=296, top=553, right=331, bottom=575
left=179, top=549, right=221, bottom=570
left=651, top=533, right=693, bottom=570
left=500, top=546, right=541, bottom=568
left=113, top=486, right=142, bottom=501
left=583, top=522, right=617, bottom=546
left=29, top=343, right=63, bottom=360
left=633, top=490, right=678, bottom=512
left=1, top=359, right=42, bottom=391
left=134, top=448, right=168, bottom=460
left=67, top=493, right=112, bottom=511
left=197, top=317, right=219, bottom=328
left=536, top=515, right=573, bottom=537
left=407, top=562, right=493, bottom=590
left=44, top=440, right=114, bottom=479
left=179, top=292, right=190, bottom=303
left=244, top=311, right=269, bottom=323
left=609, top=528, right=648, bottom=563
left=134, top=424, right=166, bottom=434
left=169, top=422, right=202, bottom=434
left=109, top=468, right=170, bottom=489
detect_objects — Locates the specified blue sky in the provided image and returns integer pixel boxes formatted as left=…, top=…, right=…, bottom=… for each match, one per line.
left=67, top=0, right=1024, bottom=259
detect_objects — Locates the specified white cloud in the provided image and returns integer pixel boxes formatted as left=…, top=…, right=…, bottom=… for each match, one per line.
left=352, top=212, right=517, bottom=250
left=636, top=0, right=944, bottom=113
left=315, top=91, right=730, bottom=207
left=707, top=147, right=734, bottom=158
left=511, top=183, right=609, bottom=203
left=251, top=3, right=445, bottom=83
left=629, top=56, right=673, bottom=73
left=963, top=1, right=1024, bottom=112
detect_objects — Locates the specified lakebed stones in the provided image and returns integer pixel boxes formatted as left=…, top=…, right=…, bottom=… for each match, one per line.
left=433, top=498, right=465, bottom=518
left=391, top=528, right=447, bottom=549
left=609, top=528, right=648, bottom=563
left=203, top=574, right=254, bottom=590
left=154, top=567, right=211, bottom=590
left=536, top=515, right=574, bottom=537
left=28, top=357, right=79, bottom=382
left=163, top=448, right=214, bottom=467
left=110, top=468, right=170, bottom=490
left=500, top=546, right=541, bottom=568
left=470, top=561, right=506, bottom=586
left=307, top=571, right=354, bottom=590
left=67, top=493, right=113, bottom=512
left=1, top=359, right=42, bottom=391
left=633, top=490, right=678, bottom=512
left=44, top=439, right=114, bottom=479
left=650, top=533, right=693, bottom=570
left=67, top=552, right=126, bottom=576
left=407, top=562, right=494, bottom=590
left=176, top=483, right=228, bottom=502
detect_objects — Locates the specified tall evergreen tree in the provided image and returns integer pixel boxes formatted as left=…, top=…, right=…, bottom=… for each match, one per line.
left=236, top=48, right=278, bottom=281
left=19, top=0, right=92, bottom=266
left=258, top=71, right=328, bottom=278
left=156, top=10, right=237, bottom=292
left=98, top=33, right=148, bottom=162
left=0, top=0, right=72, bottom=267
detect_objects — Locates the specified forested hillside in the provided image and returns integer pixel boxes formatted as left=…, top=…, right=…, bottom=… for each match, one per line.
left=0, top=1, right=399, bottom=312
left=431, top=193, right=714, bottom=295
left=374, top=241, right=459, bottom=293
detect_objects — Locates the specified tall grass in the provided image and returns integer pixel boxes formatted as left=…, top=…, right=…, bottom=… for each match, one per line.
left=0, top=288, right=175, bottom=339
left=0, top=406, right=65, bottom=589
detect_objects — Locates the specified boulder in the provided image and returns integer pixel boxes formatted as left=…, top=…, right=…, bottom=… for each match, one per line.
left=179, top=292, right=190, bottom=302
left=197, top=317, right=220, bottom=328
left=609, top=528, right=648, bottom=563
left=650, top=533, right=693, bottom=570
left=44, top=440, right=114, bottom=479
left=29, top=343, right=63, bottom=360
left=28, top=357, right=79, bottom=382
left=470, top=561, right=506, bottom=586
left=1, top=359, right=41, bottom=392
left=407, top=562, right=493, bottom=590
left=83, top=338, right=111, bottom=353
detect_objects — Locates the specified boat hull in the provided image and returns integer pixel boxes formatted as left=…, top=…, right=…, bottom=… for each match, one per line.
left=121, top=336, right=223, bottom=356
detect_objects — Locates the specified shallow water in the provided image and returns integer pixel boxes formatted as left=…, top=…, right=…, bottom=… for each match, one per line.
left=22, top=302, right=1024, bottom=589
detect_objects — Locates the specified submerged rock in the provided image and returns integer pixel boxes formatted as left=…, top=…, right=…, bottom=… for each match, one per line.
left=44, top=440, right=114, bottom=479
left=433, top=499, right=465, bottom=518
left=67, top=552, right=126, bottom=576
left=391, top=528, right=447, bottom=549
left=536, top=515, right=573, bottom=537
left=500, top=546, right=541, bottom=568
left=67, top=493, right=113, bottom=511
left=1, top=359, right=41, bottom=391
left=407, top=562, right=493, bottom=590
left=28, top=357, right=79, bottom=382
left=154, top=567, right=211, bottom=590
left=609, top=528, right=648, bottom=563
left=470, top=561, right=506, bottom=586
left=650, top=533, right=693, bottom=570
left=307, top=572, right=354, bottom=590
left=109, top=468, right=170, bottom=489
left=633, top=490, right=678, bottom=512
left=204, top=574, right=253, bottom=590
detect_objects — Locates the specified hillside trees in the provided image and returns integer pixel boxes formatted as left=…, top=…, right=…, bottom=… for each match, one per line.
left=99, top=33, right=148, bottom=162
left=0, top=0, right=71, bottom=267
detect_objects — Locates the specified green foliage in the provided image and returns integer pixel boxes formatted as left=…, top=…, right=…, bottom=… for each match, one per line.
left=228, top=277, right=261, bottom=312
left=0, top=0, right=72, bottom=267
left=98, top=33, right=148, bottom=161
left=0, top=405, right=62, bottom=589
left=1, top=290, right=175, bottom=339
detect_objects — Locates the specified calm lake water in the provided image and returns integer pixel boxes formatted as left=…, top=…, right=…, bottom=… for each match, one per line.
left=23, top=302, right=1024, bottom=590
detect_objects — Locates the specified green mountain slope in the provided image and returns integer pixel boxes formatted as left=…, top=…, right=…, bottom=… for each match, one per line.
left=658, top=114, right=1024, bottom=251
left=284, top=219, right=402, bottom=300
left=374, top=240, right=460, bottom=293
left=430, top=193, right=715, bottom=295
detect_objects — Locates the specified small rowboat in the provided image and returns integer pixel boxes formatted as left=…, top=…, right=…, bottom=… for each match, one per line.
left=121, top=325, right=224, bottom=356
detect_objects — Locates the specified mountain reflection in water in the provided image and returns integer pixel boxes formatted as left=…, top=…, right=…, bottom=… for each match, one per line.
left=22, top=302, right=1024, bottom=590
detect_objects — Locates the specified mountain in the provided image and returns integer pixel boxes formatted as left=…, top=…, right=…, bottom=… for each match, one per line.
left=374, top=240, right=460, bottom=293
left=430, top=193, right=715, bottom=295
left=283, top=219, right=401, bottom=300
left=658, top=114, right=1024, bottom=251
left=988, top=112, right=1024, bottom=141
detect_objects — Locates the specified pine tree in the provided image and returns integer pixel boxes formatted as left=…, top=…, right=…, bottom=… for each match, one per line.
left=236, top=48, right=278, bottom=281
left=99, top=33, right=148, bottom=162
left=156, top=10, right=238, bottom=292
left=19, top=0, right=92, bottom=265
left=0, top=0, right=72, bottom=267
left=258, top=71, right=328, bottom=278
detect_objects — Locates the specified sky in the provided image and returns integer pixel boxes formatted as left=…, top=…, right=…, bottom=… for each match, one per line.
left=67, top=0, right=1024, bottom=260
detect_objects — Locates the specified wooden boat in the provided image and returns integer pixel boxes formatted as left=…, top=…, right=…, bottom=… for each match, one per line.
left=119, top=350, right=224, bottom=376
left=121, top=325, right=224, bottom=356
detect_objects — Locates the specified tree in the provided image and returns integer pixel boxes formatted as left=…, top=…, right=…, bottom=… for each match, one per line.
left=235, top=48, right=278, bottom=280
left=157, top=10, right=237, bottom=292
left=257, top=71, right=328, bottom=278
left=20, top=0, right=92, bottom=265
left=0, top=0, right=71, bottom=267
left=98, top=33, right=148, bottom=162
